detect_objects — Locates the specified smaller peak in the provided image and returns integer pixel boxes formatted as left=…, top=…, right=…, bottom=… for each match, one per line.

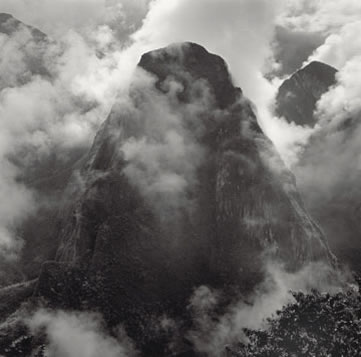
left=294, top=60, right=337, bottom=88
left=276, top=60, right=338, bottom=127
left=281, top=60, right=337, bottom=90
left=301, top=60, right=337, bottom=74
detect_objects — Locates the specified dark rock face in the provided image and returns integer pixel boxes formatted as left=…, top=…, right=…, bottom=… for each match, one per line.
left=276, top=61, right=337, bottom=126
left=0, top=43, right=335, bottom=355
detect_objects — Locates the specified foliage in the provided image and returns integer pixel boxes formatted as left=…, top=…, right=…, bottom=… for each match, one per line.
left=230, top=282, right=361, bottom=357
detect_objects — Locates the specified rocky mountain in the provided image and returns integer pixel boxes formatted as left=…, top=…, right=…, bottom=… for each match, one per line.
left=275, top=61, right=337, bottom=126
left=276, top=60, right=361, bottom=274
left=0, top=42, right=336, bottom=355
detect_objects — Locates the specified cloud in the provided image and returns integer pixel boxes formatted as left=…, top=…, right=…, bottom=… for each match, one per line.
left=118, top=67, right=212, bottom=216
left=27, top=309, right=138, bottom=357
left=316, top=59, right=361, bottom=126
left=260, top=111, right=316, bottom=167
left=308, top=21, right=361, bottom=69
left=0, top=160, right=33, bottom=258
left=0, top=0, right=150, bottom=38
left=278, top=0, right=361, bottom=34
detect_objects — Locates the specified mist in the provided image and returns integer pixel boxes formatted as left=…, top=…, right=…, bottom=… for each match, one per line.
left=0, top=1, right=359, bottom=355
left=27, top=310, right=138, bottom=357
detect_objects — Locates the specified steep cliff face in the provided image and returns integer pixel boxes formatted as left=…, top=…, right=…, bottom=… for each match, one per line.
left=49, top=43, right=332, bottom=300
left=276, top=61, right=337, bottom=126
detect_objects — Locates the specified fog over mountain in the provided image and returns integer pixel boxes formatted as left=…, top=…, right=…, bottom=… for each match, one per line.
left=0, top=1, right=361, bottom=356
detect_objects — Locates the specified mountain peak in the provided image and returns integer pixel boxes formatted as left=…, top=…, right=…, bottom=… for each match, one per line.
left=299, top=60, right=337, bottom=83
left=276, top=60, right=337, bottom=126
left=303, top=60, right=337, bottom=71
left=138, top=42, right=241, bottom=108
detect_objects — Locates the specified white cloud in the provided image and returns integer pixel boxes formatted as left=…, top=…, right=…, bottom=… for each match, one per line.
left=279, top=0, right=361, bottom=34
left=118, top=68, right=211, bottom=216
left=28, top=310, right=138, bottom=357
left=309, top=21, right=361, bottom=69
left=316, top=57, right=361, bottom=126
left=0, top=0, right=150, bottom=38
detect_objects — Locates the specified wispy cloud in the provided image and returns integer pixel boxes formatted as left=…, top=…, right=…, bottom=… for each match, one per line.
left=27, top=309, right=138, bottom=357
